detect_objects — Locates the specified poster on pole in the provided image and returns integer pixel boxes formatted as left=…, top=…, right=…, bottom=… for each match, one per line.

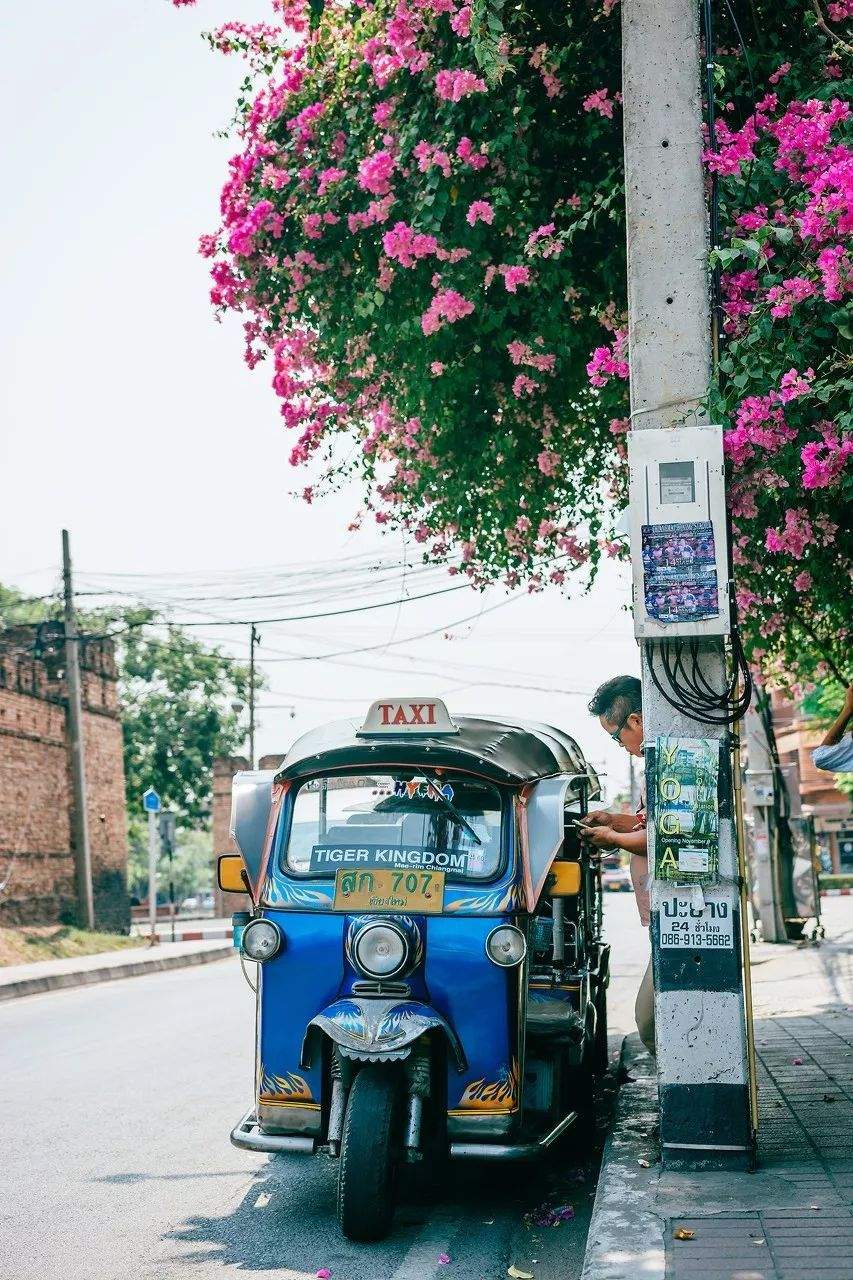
left=652, top=736, right=721, bottom=885
left=641, top=520, right=718, bottom=624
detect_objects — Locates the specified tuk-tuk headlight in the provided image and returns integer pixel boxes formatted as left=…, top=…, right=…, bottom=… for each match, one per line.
left=353, top=922, right=409, bottom=979
left=241, top=918, right=283, bottom=962
left=486, top=925, right=527, bottom=968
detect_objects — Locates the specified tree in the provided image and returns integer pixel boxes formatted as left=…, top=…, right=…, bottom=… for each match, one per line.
left=189, top=0, right=850, bottom=689
left=127, top=826, right=216, bottom=903
left=118, top=610, right=252, bottom=825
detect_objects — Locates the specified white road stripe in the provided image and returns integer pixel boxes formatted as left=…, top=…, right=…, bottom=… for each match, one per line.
left=390, top=1208, right=461, bottom=1280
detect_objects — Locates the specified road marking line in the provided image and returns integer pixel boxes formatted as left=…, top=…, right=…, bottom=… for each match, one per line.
left=390, top=1208, right=461, bottom=1280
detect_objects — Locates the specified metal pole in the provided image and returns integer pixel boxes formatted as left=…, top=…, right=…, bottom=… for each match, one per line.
left=622, top=0, right=752, bottom=1169
left=148, top=808, right=158, bottom=945
left=62, top=529, right=95, bottom=930
left=744, top=697, right=786, bottom=942
left=249, top=624, right=258, bottom=770
left=169, top=843, right=176, bottom=944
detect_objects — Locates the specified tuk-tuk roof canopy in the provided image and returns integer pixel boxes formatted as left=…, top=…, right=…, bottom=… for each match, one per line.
left=274, top=713, right=600, bottom=794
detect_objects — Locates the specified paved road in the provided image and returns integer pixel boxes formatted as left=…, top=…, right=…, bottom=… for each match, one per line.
left=0, top=897, right=647, bottom=1280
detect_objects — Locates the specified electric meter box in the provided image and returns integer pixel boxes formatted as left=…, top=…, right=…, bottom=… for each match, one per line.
left=628, top=424, right=730, bottom=640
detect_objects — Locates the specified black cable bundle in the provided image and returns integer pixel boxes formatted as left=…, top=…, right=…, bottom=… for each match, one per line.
left=647, top=632, right=753, bottom=726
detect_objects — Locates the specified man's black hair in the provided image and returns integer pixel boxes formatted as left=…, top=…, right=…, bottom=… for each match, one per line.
left=588, top=675, right=643, bottom=725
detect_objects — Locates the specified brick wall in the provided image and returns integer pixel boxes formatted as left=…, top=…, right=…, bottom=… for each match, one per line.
left=0, top=629, right=129, bottom=928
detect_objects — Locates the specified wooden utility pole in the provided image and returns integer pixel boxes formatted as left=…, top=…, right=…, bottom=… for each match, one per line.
left=62, top=529, right=95, bottom=929
left=248, top=623, right=259, bottom=769
left=622, top=0, right=753, bottom=1168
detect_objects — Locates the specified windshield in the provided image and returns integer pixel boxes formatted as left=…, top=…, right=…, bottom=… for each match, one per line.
left=283, top=773, right=504, bottom=880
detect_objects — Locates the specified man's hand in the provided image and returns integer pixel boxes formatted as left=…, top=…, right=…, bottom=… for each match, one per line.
left=580, top=810, right=612, bottom=829
left=580, top=824, right=618, bottom=849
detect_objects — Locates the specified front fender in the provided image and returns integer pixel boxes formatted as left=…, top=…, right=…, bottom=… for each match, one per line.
left=301, top=998, right=466, bottom=1071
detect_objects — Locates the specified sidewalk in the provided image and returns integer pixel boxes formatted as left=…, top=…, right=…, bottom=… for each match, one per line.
left=583, top=903, right=853, bottom=1280
left=130, top=915, right=233, bottom=942
left=0, top=937, right=234, bottom=1002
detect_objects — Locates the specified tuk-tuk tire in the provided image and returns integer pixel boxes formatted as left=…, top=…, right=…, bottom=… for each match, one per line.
left=338, top=1066, right=401, bottom=1241
left=562, top=1031, right=596, bottom=1152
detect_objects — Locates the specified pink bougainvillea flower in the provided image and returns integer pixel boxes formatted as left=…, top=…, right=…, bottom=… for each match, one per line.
left=778, top=367, right=815, bottom=402
left=499, top=264, right=531, bottom=292
left=450, top=5, right=471, bottom=37
left=586, top=329, right=629, bottom=387
left=421, top=288, right=475, bottom=335
left=801, top=427, right=853, bottom=488
left=382, top=221, right=439, bottom=267
left=434, top=68, right=487, bottom=102
left=357, top=150, right=396, bottom=195
left=769, top=61, right=791, bottom=84
left=816, top=245, right=852, bottom=301
left=466, top=200, right=494, bottom=226
left=765, top=276, right=817, bottom=318
left=512, top=373, right=539, bottom=397
left=583, top=87, right=617, bottom=118
left=456, top=135, right=488, bottom=170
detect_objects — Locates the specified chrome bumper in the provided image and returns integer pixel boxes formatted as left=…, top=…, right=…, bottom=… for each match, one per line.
left=230, top=1109, right=316, bottom=1154
left=450, top=1109, right=578, bottom=1160
left=230, top=1106, right=577, bottom=1160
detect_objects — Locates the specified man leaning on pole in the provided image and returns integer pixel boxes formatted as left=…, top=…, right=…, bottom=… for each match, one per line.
left=580, top=675, right=654, bottom=1056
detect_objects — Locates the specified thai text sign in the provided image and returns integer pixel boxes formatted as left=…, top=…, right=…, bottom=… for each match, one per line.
left=658, top=889, right=734, bottom=949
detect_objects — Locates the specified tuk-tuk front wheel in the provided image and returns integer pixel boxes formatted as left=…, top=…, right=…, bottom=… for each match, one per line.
left=337, top=1066, right=401, bottom=1241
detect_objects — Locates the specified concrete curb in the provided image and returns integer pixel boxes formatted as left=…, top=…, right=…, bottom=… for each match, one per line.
left=0, top=942, right=234, bottom=1003
left=581, top=1034, right=666, bottom=1280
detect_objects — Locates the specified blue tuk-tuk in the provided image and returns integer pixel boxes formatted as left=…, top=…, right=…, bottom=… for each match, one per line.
left=219, top=697, right=608, bottom=1241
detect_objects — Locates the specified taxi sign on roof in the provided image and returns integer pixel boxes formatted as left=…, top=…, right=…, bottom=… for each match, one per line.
left=357, top=698, right=458, bottom=737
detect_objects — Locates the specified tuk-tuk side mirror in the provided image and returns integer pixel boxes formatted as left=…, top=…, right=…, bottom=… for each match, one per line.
left=547, top=861, right=582, bottom=896
left=230, top=770, right=277, bottom=891
left=218, top=853, right=248, bottom=895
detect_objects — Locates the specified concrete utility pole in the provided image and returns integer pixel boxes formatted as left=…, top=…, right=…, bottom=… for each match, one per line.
left=62, top=529, right=95, bottom=930
left=622, top=0, right=753, bottom=1167
left=744, top=694, right=787, bottom=942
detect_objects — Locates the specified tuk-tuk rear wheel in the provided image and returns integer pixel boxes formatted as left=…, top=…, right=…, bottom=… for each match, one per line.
left=337, top=1066, right=401, bottom=1242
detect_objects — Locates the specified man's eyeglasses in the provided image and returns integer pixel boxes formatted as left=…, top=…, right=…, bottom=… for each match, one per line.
left=611, top=711, right=634, bottom=743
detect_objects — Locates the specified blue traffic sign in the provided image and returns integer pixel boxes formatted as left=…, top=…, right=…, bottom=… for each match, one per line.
left=142, top=787, right=162, bottom=814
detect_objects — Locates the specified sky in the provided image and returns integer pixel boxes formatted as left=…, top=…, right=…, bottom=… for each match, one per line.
left=0, top=0, right=639, bottom=800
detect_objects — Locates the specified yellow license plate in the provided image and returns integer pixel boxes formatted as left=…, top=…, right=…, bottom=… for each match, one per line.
left=333, top=867, right=445, bottom=914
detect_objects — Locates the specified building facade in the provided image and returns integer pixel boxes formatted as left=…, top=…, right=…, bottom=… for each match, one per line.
left=211, top=753, right=285, bottom=916
left=0, top=626, right=129, bottom=928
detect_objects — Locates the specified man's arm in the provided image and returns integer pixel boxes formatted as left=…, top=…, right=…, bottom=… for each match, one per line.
left=819, top=684, right=853, bottom=747
left=582, top=825, right=648, bottom=854
left=581, top=811, right=639, bottom=834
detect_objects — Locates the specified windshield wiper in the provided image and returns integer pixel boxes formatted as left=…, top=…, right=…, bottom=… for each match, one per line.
left=423, top=773, right=482, bottom=846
